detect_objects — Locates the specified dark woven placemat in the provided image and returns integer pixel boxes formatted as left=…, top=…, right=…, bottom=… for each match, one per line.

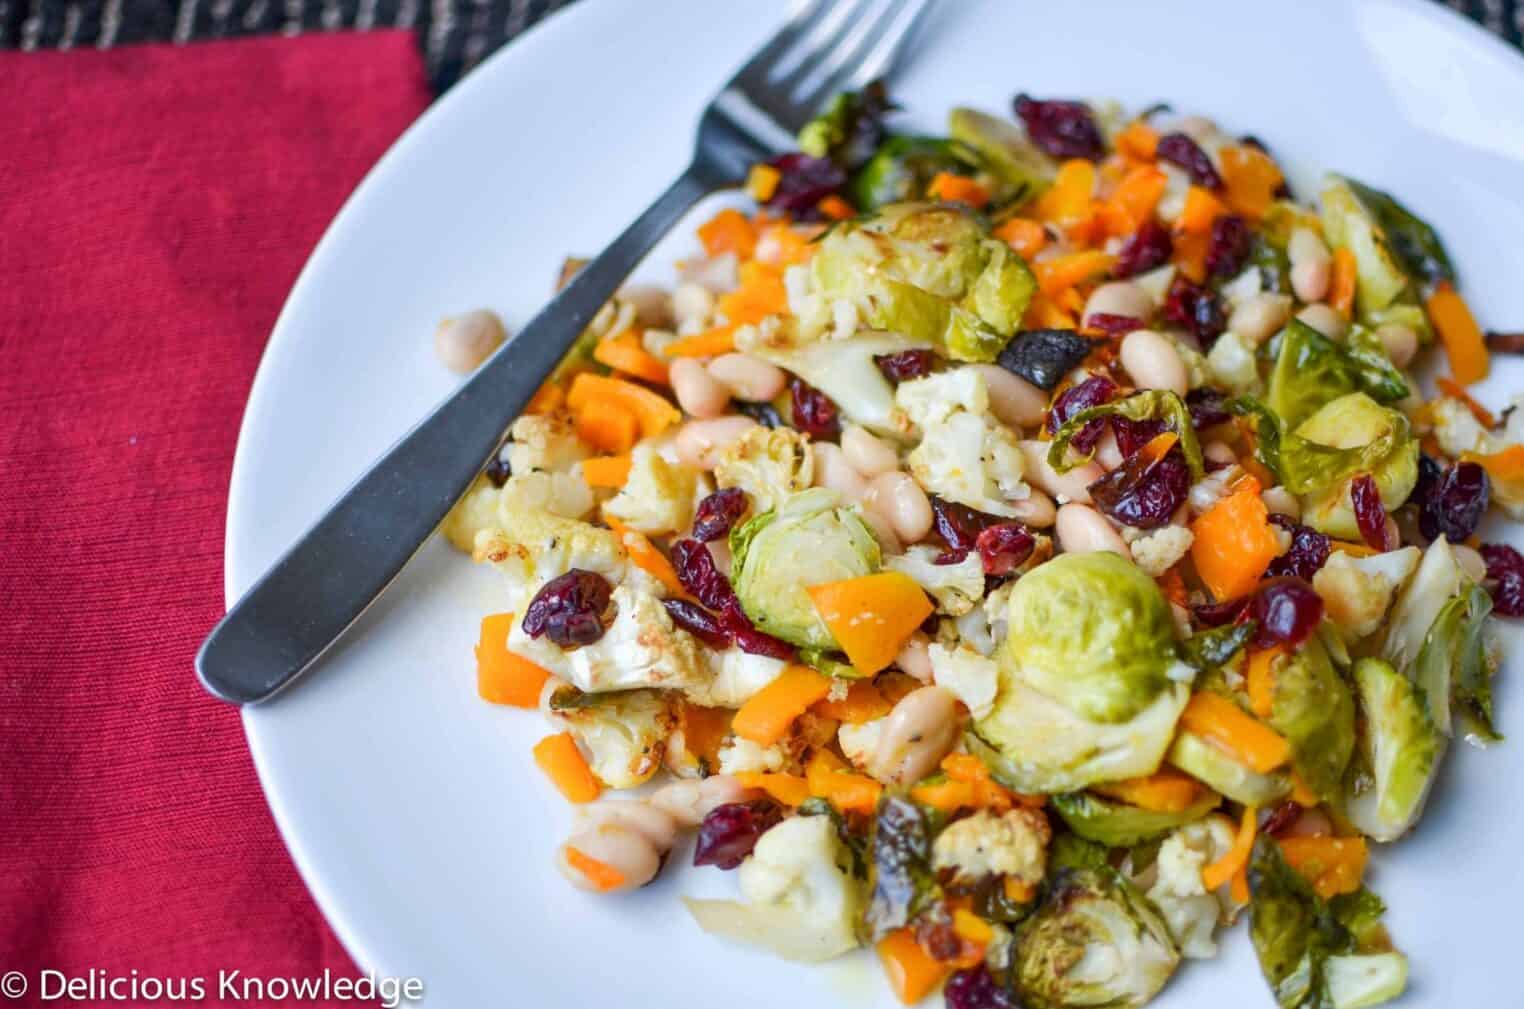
left=2, top=0, right=1519, bottom=94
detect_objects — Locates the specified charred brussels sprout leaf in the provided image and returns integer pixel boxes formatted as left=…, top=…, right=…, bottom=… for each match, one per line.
left=1048, top=390, right=1206, bottom=480
left=1050, top=791, right=1220, bottom=848
left=995, top=328, right=1095, bottom=392
left=1319, top=176, right=1413, bottom=317
left=1342, top=177, right=1455, bottom=291
left=1266, top=320, right=1409, bottom=433
left=865, top=795, right=940, bottom=941
left=846, top=136, right=977, bottom=212
left=1011, top=867, right=1181, bottom=1009
left=797, top=82, right=894, bottom=170
left=1181, top=621, right=1258, bottom=674
left=1267, top=636, right=1356, bottom=803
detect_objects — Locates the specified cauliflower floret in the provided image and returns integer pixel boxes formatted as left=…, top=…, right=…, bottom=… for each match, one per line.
left=907, top=411, right=1028, bottom=517
left=1170, top=334, right=1210, bottom=390
left=837, top=719, right=885, bottom=771
left=895, top=369, right=989, bottom=428
left=1313, top=546, right=1420, bottom=640
left=888, top=545, right=985, bottom=616
left=441, top=477, right=501, bottom=553
left=929, top=643, right=999, bottom=719
left=1145, top=814, right=1238, bottom=958
left=1126, top=524, right=1196, bottom=578
left=727, top=814, right=862, bottom=960
left=931, top=808, right=1050, bottom=886
left=547, top=688, right=674, bottom=789
left=509, top=584, right=706, bottom=694
left=603, top=442, right=698, bottom=535
left=685, top=649, right=787, bottom=708
left=713, top=427, right=814, bottom=513
left=505, top=412, right=590, bottom=474
left=474, top=511, right=626, bottom=613
left=1206, top=329, right=1261, bottom=395
left=718, top=736, right=788, bottom=775
left=500, top=469, right=595, bottom=520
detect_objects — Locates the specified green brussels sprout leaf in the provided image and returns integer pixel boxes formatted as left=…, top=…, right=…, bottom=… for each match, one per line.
left=1342, top=658, right=1443, bottom=843
left=845, top=136, right=979, bottom=212
left=1169, top=731, right=1292, bottom=806
left=1267, top=636, right=1357, bottom=803
left=1046, top=832, right=1111, bottom=874
left=1341, top=177, right=1455, bottom=292
left=1047, top=390, right=1206, bottom=481
left=1319, top=176, right=1413, bottom=317
left=1050, top=790, right=1220, bottom=848
left=1286, top=393, right=1419, bottom=540
left=1181, top=621, right=1258, bottom=675
left=864, top=795, right=941, bottom=941
left=946, top=106, right=1055, bottom=202
left=797, top=83, right=893, bottom=169
left=1266, top=320, right=1408, bottom=432
left=1414, top=582, right=1500, bottom=745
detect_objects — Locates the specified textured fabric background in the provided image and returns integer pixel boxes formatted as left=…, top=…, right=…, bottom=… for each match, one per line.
left=0, top=0, right=1520, bottom=93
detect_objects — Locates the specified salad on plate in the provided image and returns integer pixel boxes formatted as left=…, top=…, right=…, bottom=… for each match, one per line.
left=433, top=84, right=1524, bottom=1008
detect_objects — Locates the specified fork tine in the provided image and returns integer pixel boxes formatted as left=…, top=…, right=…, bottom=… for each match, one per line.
left=730, top=0, right=843, bottom=89
left=771, top=0, right=875, bottom=94
left=802, top=0, right=929, bottom=110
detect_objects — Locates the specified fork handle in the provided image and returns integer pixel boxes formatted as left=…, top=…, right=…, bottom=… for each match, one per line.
left=197, top=165, right=719, bottom=704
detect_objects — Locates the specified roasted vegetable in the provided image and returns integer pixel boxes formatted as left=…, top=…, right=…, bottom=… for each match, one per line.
left=865, top=795, right=941, bottom=941
left=729, top=489, right=881, bottom=650
left=1265, top=320, right=1409, bottom=432
left=1168, top=731, right=1292, bottom=806
left=1050, top=790, right=1219, bottom=848
left=947, top=106, right=1056, bottom=200
left=1047, top=389, right=1206, bottom=480
left=846, top=136, right=976, bottom=211
left=797, top=82, right=894, bottom=170
left=1342, top=657, right=1442, bottom=843
left=1414, top=583, right=1500, bottom=745
left=1319, top=176, right=1414, bottom=319
left=1265, top=636, right=1356, bottom=803
left=742, top=331, right=933, bottom=436
left=1289, top=393, right=1419, bottom=541
left=995, top=328, right=1095, bottom=391
left=1009, top=867, right=1181, bottom=1009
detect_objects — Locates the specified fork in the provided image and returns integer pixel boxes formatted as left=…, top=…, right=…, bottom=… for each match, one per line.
left=196, top=0, right=932, bottom=704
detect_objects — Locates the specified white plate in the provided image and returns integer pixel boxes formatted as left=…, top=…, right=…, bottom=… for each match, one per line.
left=230, top=2, right=1524, bottom=1005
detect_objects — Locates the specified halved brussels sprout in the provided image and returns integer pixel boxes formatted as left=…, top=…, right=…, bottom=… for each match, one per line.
left=1168, top=731, right=1293, bottom=806
left=1010, top=867, right=1181, bottom=1009
left=846, top=136, right=976, bottom=212
left=1266, top=320, right=1408, bottom=432
left=1266, top=636, right=1356, bottom=803
left=729, top=489, right=881, bottom=650
left=1050, top=791, right=1219, bottom=848
left=947, top=106, right=1055, bottom=199
left=810, top=202, right=1036, bottom=362
left=1414, top=583, right=1500, bottom=745
left=1379, top=536, right=1463, bottom=678
left=1002, top=553, right=1181, bottom=724
left=1291, top=392, right=1419, bottom=541
left=1342, top=657, right=1442, bottom=843
left=1320, top=176, right=1412, bottom=317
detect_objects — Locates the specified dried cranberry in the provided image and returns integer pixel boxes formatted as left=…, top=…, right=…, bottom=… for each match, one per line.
left=1266, top=514, right=1331, bottom=580
left=1013, top=94, right=1105, bottom=160
left=790, top=376, right=841, bottom=438
left=874, top=349, right=938, bottom=382
left=693, top=801, right=783, bottom=869
left=692, top=487, right=749, bottom=542
left=1419, top=461, right=1490, bottom=543
left=1193, top=596, right=1251, bottom=627
left=662, top=598, right=731, bottom=648
left=671, top=539, right=737, bottom=611
left=764, top=153, right=847, bottom=216
left=1206, top=214, right=1252, bottom=279
left=1481, top=543, right=1524, bottom=617
left=1089, top=452, right=1190, bottom=529
left=1157, top=132, right=1222, bottom=188
left=484, top=449, right=511, bottom=487
left=717, top=600, right=796, bottom=659
left=521, top=569, right=613, bottom=647
left=1111, top=417, right=1167, bottom=458
left=1086, top=312, right=1145, bottom=336
left=1163, top=275, right=1226, bottom=345
left=1261, top=800, right=1303, bottom=837
left=1250, top=577, right=1324, bottom=648
left=976, top=523, right=1036, bottom=575
left=1115, top=218, right=1174, bottom=278
left=1350, top=473, right=1393, bottom=551
left=1046, top=375, right=1119, bottom=453
left=931, top=496, right=1002, bottom=561
left=1186, top=388, right=1232, bottom=430
left=945, top=964, right=1020, bottom=1009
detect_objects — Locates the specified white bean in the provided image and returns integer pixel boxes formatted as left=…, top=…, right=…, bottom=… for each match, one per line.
left=434, top=309, right=506, bottom=374
left=1007, top=488, right=1057, bottom=528
left=1376, top=322, right=1419, bottom=368
left=618, top=284, right=674, bottom=328
left=841, top=425, right=900, bottom=478
left=581, top=799, right=680, bottom=849
left=1454, top=544, right=1488, bottom=584
left=971, top=364, right=1049, bottom=430
left=894, top=632, right=934, bottom=683
left=1083, top=281, right=1154, bottom=327
left=1295, top=303, right=1347, bottom=341
left=1203, top=440, right=1238, bottom=467
left=1120, top=329, right=1189, bottom=396
left=1095, top=429, right=1124, bottom=471
left=1288, top=227, right=1332, bottom=303
left=1019, top=440, right=1102, bottom=504
left=706, top=353, right=786, bottom=403
left=670, top=358, right=731, bottom=419
left=673, top=416, right=757, bottom=468
left=558, top=824, right=661, bottom=892
left=872, top=686, right=962, bottom=784
left=1055, top=503, right=1131, bottom=558
left=1229, top=292, right=1292, bottom=345
left=812, top=442, right=869, bottom=501
left=649, top=775, right=750, bottom=828
left=1260, top=485, right=1301, bottom=520
left=863, top=471, right=934, bottom=543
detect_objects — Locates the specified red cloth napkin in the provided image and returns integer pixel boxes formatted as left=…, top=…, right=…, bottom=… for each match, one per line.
left=0, top=32, right=429, bottom=1001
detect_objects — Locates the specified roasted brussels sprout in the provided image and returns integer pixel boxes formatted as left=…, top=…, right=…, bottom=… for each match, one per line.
left=741, top=331, right=933, bottom=436
left=1342, top=657, right=1442, bottom=843
left=729, top=489, right=881, bottom=650
left=1168, top=731, right=1292, bottom=806
left=797, top=82, right=892, bottom=169
left=845, top=136, right=975, bottom=211
left=1049, top=790, right=1219, bottom=848
left=947, top=106, right=1056, bottom=199
left=1265, top=636, right=1356, bottom=803
left=1009, top=867, right=1181, bottom=1009
left=864, top=795, right=940, bottom=940
left=810, top=202, right=1037, bottom=362
left=1290, top=393, right=1419, bottom=541
left=1266, top=320, right=1408, bottom=432
left=1414, top=583, right=1499, bottom=744
left=1047, top=390, right=1205, bottom=481
left=1322, top=174, right=1451, bottom=322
